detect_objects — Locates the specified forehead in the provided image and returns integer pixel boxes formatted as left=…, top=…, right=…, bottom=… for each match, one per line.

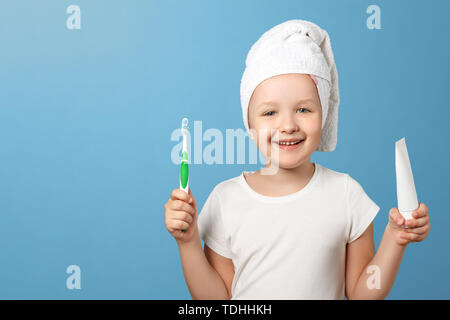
left=251, top=73, right=319, bottom=106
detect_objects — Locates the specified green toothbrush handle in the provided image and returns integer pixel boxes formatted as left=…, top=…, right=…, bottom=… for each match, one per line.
left=180, top=151, right=189, bottom=232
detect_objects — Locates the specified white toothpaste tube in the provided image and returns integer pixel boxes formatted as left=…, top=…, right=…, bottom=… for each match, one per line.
left=395, top=137, right=419, bottom=222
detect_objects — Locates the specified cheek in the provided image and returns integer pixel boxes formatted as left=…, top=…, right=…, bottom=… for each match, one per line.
left=254, top=127, right=272, bottom=150
left=250, top=123, right=274, bottom=154
left=304, top=119, right=322, bottom=144
left=255, top=130, right=273, bottom=156
left=249, top=116, right=272, bottom=140
left=303, top=114, right=321, bottom=134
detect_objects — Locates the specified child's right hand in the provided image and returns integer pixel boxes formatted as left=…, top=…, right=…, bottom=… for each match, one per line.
left=164, top=188, right=199, bottom=244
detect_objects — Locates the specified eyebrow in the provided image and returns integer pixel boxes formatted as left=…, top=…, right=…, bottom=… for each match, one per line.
left=258, top=98, right=316, bottom=108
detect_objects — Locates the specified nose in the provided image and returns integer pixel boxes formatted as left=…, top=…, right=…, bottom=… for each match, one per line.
left=279, top=113, right=299, bottom=134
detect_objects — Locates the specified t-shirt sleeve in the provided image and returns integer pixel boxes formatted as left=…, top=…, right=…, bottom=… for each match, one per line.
left=197, top=187, right=232, bottom=259
left=346, top=175, right=380, bottom=243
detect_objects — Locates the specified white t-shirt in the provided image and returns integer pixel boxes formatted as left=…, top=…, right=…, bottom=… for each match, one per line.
left=197, top=162, right=380, bottom=300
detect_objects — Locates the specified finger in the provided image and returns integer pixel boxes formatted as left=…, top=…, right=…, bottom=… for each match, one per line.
left=389, top=208, right=404, bottom=226
left=170, top=211, right=193, bottom=225
left=405, top=215, right=429, bottom=228
left=167, top=219, right=190, bottom=232
left=171, top=200, right=195, bottom=216
left=187, top=188, right=194, bottom=204
left=170, top=188, right=191, bottom=202
left=412, top=203, right=429, bottom=219
left=400, top=231, right=422, bottom=242
left=405, top=224, right=429, bottom=235
left=172, top=229, right=186, bottom=239
left=189, top=189, right=197, bottom=211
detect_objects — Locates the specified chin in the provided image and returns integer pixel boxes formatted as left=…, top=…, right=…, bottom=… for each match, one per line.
left=269, top=145, right=316, bottom=169
left=277, top=158, right=306, bottom=170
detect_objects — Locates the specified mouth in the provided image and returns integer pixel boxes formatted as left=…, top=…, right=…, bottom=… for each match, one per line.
left=273, top=138, right=305, bottom=151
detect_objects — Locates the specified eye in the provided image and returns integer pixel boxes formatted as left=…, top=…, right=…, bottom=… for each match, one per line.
left=263, top=111, right=276, bottom=116
left=297, top=107, right=309, bottom=113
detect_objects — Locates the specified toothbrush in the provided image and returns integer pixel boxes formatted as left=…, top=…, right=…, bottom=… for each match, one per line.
left=180, top=118, right=189, bottom=232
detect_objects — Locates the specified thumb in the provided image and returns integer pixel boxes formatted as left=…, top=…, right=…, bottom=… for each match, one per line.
left=390, top=208, right=404, bottom=226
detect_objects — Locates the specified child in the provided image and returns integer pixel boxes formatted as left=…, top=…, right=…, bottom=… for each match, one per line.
left=164, top=19, right=430, bottom=299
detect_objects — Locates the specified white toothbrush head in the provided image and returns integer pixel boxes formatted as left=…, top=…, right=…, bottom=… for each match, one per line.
left=181, top=117, right=189, bottom=135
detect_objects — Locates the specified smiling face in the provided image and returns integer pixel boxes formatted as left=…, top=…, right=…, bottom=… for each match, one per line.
left=248, top=73, right=322, bottom=169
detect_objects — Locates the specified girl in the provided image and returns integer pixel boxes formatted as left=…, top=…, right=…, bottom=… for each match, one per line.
left=164, top=19, right=430, bottom=299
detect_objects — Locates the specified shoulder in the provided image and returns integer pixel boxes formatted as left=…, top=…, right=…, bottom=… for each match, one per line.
left=317, top=163, right=350, bottom=187
left=317, top=164, right=371, bottom=201
left=209, top=172, right=247, bottom=200
left=319, top=164, right=367, bottom=195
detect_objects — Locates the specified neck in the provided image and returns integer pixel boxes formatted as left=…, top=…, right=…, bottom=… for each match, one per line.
left=259, top=160, right=315, bottom=184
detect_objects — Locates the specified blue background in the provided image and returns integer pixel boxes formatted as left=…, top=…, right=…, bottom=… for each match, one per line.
left=1, top=0, right=449, bottom=299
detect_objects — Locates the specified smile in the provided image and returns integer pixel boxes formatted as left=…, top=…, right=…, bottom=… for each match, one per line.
left=273, top=139, right=304, bottom=150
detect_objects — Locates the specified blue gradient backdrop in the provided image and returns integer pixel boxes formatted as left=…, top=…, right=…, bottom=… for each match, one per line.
left=0, top=0, right=449, bottom=299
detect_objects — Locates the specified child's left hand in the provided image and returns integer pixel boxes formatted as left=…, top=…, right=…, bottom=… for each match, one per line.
left=388, top=202, right=430, bottom=246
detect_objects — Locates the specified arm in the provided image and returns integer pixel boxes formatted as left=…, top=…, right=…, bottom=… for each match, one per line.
left=345, top=204, right=430, bottom=300
left=165, top=188, right=232, bottom=300
left=345, top=222, right=406, bottom=300
left=177, top=237, right=231, bottom=300
left=204, top=244, right=235, bottom=299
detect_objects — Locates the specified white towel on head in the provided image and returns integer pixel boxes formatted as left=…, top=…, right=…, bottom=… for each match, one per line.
left=240, top=19, right=340, bottom=152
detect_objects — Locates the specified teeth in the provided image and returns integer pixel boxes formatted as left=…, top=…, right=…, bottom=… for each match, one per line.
left=278, top=140, right=301, bottom=145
